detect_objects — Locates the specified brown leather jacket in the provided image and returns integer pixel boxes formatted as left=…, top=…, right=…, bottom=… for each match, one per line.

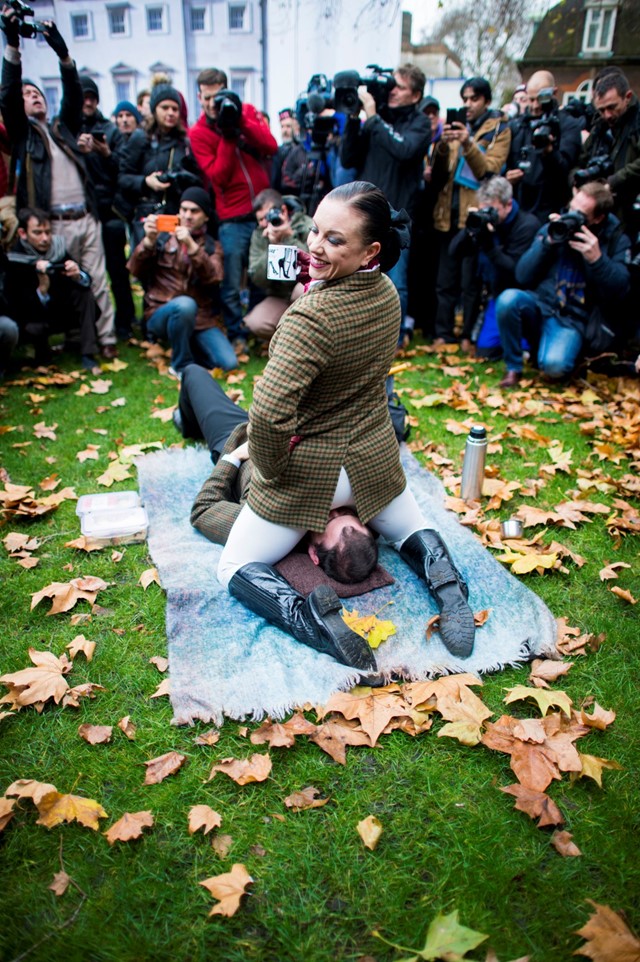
left=432, top=112, right=511, bottom=233
left=128, top=230, right=224, bottom=331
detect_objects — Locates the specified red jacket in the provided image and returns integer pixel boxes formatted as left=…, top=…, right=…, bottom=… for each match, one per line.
left=190, top=104, right=276, bottom=220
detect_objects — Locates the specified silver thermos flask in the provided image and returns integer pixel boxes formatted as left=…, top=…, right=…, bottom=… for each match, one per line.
left=460, top=425, right=487, bottom=501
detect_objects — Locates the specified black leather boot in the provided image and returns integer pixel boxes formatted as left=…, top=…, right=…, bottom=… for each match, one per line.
left=228, top=562, right=378, bottom=673
left=400, top=529, right=475, bottom=658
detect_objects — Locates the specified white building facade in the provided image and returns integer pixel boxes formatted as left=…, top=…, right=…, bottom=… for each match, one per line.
left=17, top=0, right=403, bottom=130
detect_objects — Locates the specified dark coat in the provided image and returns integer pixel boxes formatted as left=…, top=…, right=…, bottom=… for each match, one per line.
left=580, top=95, right=640, bottom=232
left=515, top=214, right=631, bottom=335
left=247, top=269, right=406, bottom=531
left=340, top=104, right=431, bottom=215
left=506, top=106, right=582, bottom=220
left=0, top=55, right=98, bottom=217
left=117, top=126, right=202, bottom=220
left=79, top=110, right=123, bottom=221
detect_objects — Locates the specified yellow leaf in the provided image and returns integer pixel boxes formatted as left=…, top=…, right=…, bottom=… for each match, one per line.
left=357, top=814, right=383, bottom=850
left=367, top=619, right=396, bottom=649
left=511, top=552, right=558, bottom=575
left=504, top=685, right=572, bottom=717
left=139, top=568, right=160, bottom=589
left=36, top=791, right=108, bottom=830
left=572, top=752, right=623, bottom=788
left=200, top=863, right=253, bottom=917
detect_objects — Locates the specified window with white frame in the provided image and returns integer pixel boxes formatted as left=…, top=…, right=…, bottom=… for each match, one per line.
left=190, top=6, right=207, bottom=31
left=582, top=3, right=618, bottom=53
left=43, top=84, right=60, bottom=116
left=228, top=3, right=247, bottom=31
left=146, top=5, right=167, bottom=33
left=562, top=79, right=593, bottom=106
left=115, top=78, right=132, bottom=101
left=71, top=12, right=92, bottom=40
left=229, top=76, right=246, bottom=100
left=108, top=7, right=130, bottom=36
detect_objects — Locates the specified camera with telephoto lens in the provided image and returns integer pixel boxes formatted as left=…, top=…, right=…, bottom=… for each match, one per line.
left=573, top=153, right=614, bottom=188
left=547, top=210, right=587, bottom=244
left=4, top=0, right=47, bottom=37
left=213, top=89, right=242, bottom=132
left=333, top=65, right=397, bottom=115
left=265, top=206, right=284, bottom=227
left=466, top=206, right=500, bottom=237
left=295, top=74, right=336, bottom=148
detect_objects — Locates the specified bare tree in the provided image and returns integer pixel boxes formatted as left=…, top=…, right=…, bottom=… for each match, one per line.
left=429, top=0, right=549, bottom=101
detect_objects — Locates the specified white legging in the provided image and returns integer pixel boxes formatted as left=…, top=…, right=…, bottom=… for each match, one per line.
left=217, top=467, right=426, bottom=588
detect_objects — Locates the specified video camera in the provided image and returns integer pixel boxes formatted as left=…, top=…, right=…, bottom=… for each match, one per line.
left=573, top=153, right=614, bottom=188
left=3, top=0, right=46, bottom=37
left=547, top=210, right=587, bottom=244
left=295, top=74, right=336, bottom=149
left=333, top=65, right=396, bottom=115
left=466, top=207, right=500, bottom=237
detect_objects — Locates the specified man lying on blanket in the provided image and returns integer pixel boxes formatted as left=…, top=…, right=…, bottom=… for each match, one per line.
left=178, top=364, right=379, bottom=583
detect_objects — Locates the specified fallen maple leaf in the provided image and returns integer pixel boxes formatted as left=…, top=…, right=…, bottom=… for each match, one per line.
left=504, top=685, right=572, bottom=717
left=104, top=810, right=154, bottom=845
left=579, top=703, right=616, bottom=730
left=250, top=719, right=297, bottom=748
left=144, top=751, right=186, bottom=785
left=194, top=728, right=220, bottom=746
left=528, top=659, right=573, bottom=689
left=320, top=686, right=409, bottom=746
left=188, top=805, right=222, bottom=835
left=0, top=648, right=72, bottom=708
left=309, top=717, right=371, bottom=764
left=357, top=814, right=383, bottom=850
left=78, top=723, right=112, bottom=745
left=284, top=786, right=330, bottom=812
left=118, top=715, right=136, bottom=740
left=149, top=655, right=168, bottom=673
left=574, top=900, right=640, bottom=962
left=150, top=678, right=171, bottom=698
left=200, top=863, right=253, bottom=917
left=36, top=791, right=107, bottom=830
left=5, top=779, right=58, bottom=805
left=66, top=635, right=96, bottom=661
left=599, top=561, right=632, bottom=581
left=30, top=576, right=109, bottom=615
left=341, top=604, right=396, bottom=649
left=33, top=421, right=57, bottom=440
left=48, top=871, right=72, bottom=896
left=0, top=797, right=16, bottom=832
left=139, top=568, right=160, bottom=589
left=212, top=834, right=233, bottom=858
left=572, top=752, right=623, bottom=788
left=500, top=783, right=564, bottom=827
left=374, top=909, right=488, bottom=960
left=208, top=753, right=272, bottom=785
left=609, top=586, right=637, bottom=605
left=64, top=535, right=104, bottom=553
left=551, top=829, right=582, bottom=857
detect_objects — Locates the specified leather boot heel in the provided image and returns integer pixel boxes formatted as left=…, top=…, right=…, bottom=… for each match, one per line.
left=307, top=586, right=377, bottom=672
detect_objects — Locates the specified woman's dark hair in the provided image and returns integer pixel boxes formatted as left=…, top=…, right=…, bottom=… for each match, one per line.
left=325, top=181, right=402, bottom=272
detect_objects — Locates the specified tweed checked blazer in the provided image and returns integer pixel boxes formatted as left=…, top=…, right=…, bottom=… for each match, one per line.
left=190, top=424, right=252, bottom=545
left=248, top=269, right=407, bottom=531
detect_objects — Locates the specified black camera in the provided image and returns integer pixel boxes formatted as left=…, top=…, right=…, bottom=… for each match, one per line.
left=295, top=74, right=336, bottom=148
left=158, top=169, right=200, bottom=190
left=530, top=113, right=560, bottom=150
left=466, top=206, right=500, bottom=237
left=265, top=206, right=284, bottom=227
left=45, top=262, right=67, bottom=275
left=333, top=65, right=396, bottom=115
left=573, top=153, right=614, bottom=188
left=213, top=89, right=242, bottom=131
left=4, top=0, right=46, bottom=37
left=547, top=210, right=587, bottom=244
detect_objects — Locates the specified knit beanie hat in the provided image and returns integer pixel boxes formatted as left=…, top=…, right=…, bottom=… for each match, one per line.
left=80, top=77, right=100, bottom=102
left=150, top=84, right=181, bottom=113
left=22, top=78, right=45, bottom=99
left=180, top=187, right=212, bottom=219
left=114, top=100, right=142, bottom=123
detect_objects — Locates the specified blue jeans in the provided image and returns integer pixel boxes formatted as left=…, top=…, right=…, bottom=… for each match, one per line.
left=218, top=219, right=255, bottom=341
left=387, top=246, right=410, bottom=323
left=496, top=289, right=584, bottom=379
left=193, top=326, right=238, bottom=371
left=147, top=296, right=196, bottom=372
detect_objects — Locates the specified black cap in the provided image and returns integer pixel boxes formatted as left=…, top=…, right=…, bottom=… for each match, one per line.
left=180, top=187, right=212, bottom=219
left=80, top=77, right=100, bottom=102
left=420, top=95, right=440, bottom=114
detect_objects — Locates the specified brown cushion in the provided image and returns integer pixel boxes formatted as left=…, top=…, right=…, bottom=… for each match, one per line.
left=275, top=550, right=394, bottom=598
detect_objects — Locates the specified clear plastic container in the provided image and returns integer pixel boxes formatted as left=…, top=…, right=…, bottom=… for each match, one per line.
left=76, top=490, right=141, bottom=517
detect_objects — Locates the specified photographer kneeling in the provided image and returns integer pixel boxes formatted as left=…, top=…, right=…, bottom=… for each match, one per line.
left=448, top=176, right=539, bottom=358
left=495, top=182, right=631, bottom=388
left=244, top=189, right=312, bottom=342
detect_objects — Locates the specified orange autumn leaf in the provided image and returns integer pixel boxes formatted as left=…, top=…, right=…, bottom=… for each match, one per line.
left=575, top=900, right=640, bottom=961
left=320, top=686, right=409, bottom=746
left=208, top=753, right=272, bottom=786
left=64, top=535, right=104, bottom=553
left=551, top=830, right=582, bottom=857
left=357, top=815, right=383, bottom=850
left=149, top=656, right=169, bottom=673
left=579, top=703, right=616, bottom=731
left=598, top=561, right=632, bottom=581
left=500, top=783, right=564, bottom=827
left=528, top=658, right=573, bottom=690
left=284, top=786, right=330, bottom=812
left=144, top=751, right=186, bottom=785
left=150, top=678, right=171, bottom=699
left=31, top=576, right=109, bottom=615
left=48, top=870, right=72, bottom=896
left=36, top=791, right=108, bottom=830
left=250, top=719, right=297, bottom=748
left=0, top=649, right=72, bottom=709
left=188, top=805, right=222, bottom=836
left=309, top=717, right=372, bottom=765
left=118, top=715, right=136, bottom=740
left=78, top=723, right=113, bottom=745
left=0, top=797, right=16, bottom=832
left=5, top=778, right=58, bottom=805
left=194, top=728, right=220, bottom=746
left=104, top=810, right=154, bottom=845
left=66, top=635, right=96, bottom=661
left=200, top=863, right=253, bottom=917
left=609, top=586, right=637, bottom=605
left=139, top=568, right=160, bottom=589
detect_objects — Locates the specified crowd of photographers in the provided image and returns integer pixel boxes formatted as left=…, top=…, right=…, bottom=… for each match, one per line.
left=0, top=5, right=639, bottom=384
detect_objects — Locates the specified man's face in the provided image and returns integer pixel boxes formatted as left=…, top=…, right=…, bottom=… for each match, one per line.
left=23, top=84, right=47, bottom=121
left=425, top=107, right=440, bottom=133
left=513, top=89, right=530, bottom=112
left=116, top=110, right=138, bottom=134
left=387, top=72, right=421, bottom=110
left=484, top=198, right=512, bottom=223
left=255, top=202, right=289, bottom=230
left=527, top=80, right=556, bottom=118
left=308, top=508, right=371, bottom=554
left=179, top=201, right=208, bottom=232
left=280, top=117, right=295, bottom=142
left=138, top=94, right=151, bottom=118
left=570, top=191, right=604, bottom=228
left=82, top=93, right=98, bottom=117
left=594, top=87, right=632, bottom=127
left=461, top=87, right=488, bottom=123
left=198, top=83, right=225, bottom=120
left=21, top=217, right=52, bottom=252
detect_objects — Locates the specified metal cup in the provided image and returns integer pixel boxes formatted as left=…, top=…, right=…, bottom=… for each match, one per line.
left=501, top=518, right=523, bottom=539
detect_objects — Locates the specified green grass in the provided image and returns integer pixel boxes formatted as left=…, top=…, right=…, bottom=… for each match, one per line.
left=0, top=338, right=639, bottom=962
